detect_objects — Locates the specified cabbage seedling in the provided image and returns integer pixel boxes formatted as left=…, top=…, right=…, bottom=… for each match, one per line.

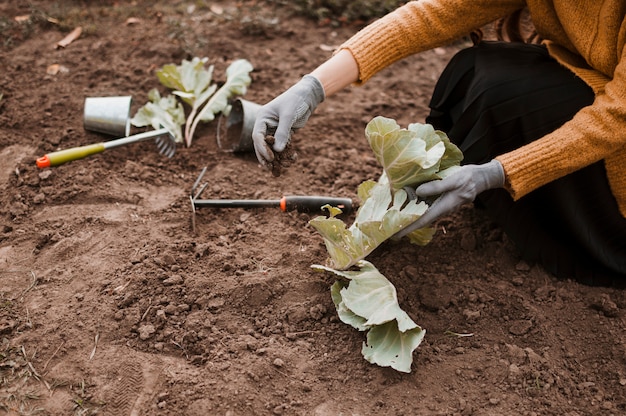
left=132, top=57, right=253, bottom=147
left=310, top=116, right=462, bottom=372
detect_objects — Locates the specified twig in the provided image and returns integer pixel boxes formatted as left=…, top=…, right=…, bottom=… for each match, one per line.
left=21, top=346, right=51, bottom=391
left=444, top=330, right=474, bottom=337
left=43, top=341, right=65, bottom=373
left=286, top=330, right=320, bottom=337
left=170, top=340, right=189, bottom=359
left=19, top=271, right=38, bottom=299
left=140, top=299, right=152, bottom=322
left=89, top=333, right=99, bottom=361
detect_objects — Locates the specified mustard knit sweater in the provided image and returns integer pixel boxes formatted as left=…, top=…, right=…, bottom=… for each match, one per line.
left=340, top=0, right=626, bottom=217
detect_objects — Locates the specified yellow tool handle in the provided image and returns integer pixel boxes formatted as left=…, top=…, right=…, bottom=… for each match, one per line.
left=36, top=143, right=106, bottom=168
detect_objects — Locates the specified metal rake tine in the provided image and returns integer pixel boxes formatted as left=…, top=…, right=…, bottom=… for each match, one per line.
left=191, top=167, right=209, bottom=199
left=156, top=136, right=176, bottom=158
left=157, top=136, right=168, bottom=153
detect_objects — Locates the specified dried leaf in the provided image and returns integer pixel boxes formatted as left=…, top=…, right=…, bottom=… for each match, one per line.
left=210, top=5, right=224, bottom=14
left=56, top=27, right=82, bottom=49
left=46, top=64, right=69, bottom=75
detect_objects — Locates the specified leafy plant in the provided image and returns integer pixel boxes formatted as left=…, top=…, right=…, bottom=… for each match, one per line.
left=310, top=115, right=462, bottom=372
left=310, top=116, right=462, bottom=270
left=310, top=176, right=431, bottom=270
left=131, top=57, right=254, bottom=147
left=315, top=260, right=425, bottom=373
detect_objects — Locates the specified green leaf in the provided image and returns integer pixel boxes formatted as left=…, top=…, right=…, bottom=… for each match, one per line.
left=366, top=116, right=463, bottom=191
left=313, top=261, right=418, bottom=332
left=309, top=176, right=429, bottom=270
left=362, top=320, right=425, bottom=373
left=156, top=57, right=213, bottom=106
left=186, top=58, right=253, bottom=146
left=196, top=59, right=253, bottom=122
left=409, top=123, right=464, bottom=174
left=309, top=116, right=463, bottom=373
left=330, top=281, right=369, bottom=331
left=314, top=261, right=425, bottom=373
left=133, top=57, right=254, bottom=148
left=309, top=116, right=461, bottom=269
left=130, top=89, right=185, bottom=143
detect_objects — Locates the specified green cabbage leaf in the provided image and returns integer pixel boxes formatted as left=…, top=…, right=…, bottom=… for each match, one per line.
left=366, top=116, right=463, bottom=191
left=309, top=176, right=429, bottom=270
left=130, top=89, right=186, bottom=143
left=315, top=261, right=425, bottom=373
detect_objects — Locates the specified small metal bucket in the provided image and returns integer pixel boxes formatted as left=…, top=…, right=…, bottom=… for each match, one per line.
left=216, top=98, right=261, bottom=152
left=83, top=95, right=132, bottom=137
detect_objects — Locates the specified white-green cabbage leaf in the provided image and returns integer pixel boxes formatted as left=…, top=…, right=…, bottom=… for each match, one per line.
left=315, top=261, right=425, bottom=373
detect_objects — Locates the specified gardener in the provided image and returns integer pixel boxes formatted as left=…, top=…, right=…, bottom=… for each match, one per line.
left=251, top=1, right=626, bottom=287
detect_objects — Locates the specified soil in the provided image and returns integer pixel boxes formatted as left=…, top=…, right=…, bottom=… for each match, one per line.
left=1, top=2, right=625, bottom=415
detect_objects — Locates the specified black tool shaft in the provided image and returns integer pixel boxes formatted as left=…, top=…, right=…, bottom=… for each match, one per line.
left=193, top=196, right=353, bottom=214
left=193, top=199, right=280, bottom=209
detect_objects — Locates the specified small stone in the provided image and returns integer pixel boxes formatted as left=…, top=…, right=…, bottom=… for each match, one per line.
left=163, top=275, right=183, bottom=286
left=33, top=193, right=45, bottom=204
left=509, top=319, right=533, bottom=335
left=138, top=324, right=156, bottom=340
left=38, top=170, right=53, bottom=180
left=591, top=294, right=619, bottom=317
left=511, top=276, right=524, bottom=286
left=309, top=304, right=326, bottom=321
left=207, top=297, right=225, bottom=310
left=508, top=363, right=521, bottom=377
left=402, top=265, right=419, bottom=281
left=273, top=358, right=285, bottom=368
left=463, top=309, right=481, bottom=321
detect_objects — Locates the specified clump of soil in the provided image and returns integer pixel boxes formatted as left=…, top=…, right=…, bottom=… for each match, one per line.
left=265, top=135, right=297, bottom=177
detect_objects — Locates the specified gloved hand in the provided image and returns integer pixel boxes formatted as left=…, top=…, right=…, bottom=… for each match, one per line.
left=394, top=159, right=505, bottom=239
left=252, top=74, right=325, bottom=168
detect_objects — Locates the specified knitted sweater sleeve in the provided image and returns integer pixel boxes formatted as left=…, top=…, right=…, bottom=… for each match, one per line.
left=496, top=42, right=626, bottom=202
left=339, top=0, right=526, bottom=83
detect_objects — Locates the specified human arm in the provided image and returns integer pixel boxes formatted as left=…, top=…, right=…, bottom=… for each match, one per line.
left=251, top=49, right=359, bottom=166
left=252, top=0, right=524, bottom=167
left=495, top=41, right=626, bottom=208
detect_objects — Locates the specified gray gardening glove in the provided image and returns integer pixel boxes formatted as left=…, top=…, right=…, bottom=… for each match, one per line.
left=252, top=74, right=325, bottom=168
left=394, top=159, right=505, bottom=239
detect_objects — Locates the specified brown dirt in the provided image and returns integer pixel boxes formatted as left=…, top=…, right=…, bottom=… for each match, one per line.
left=1, top=2, right=625, bottom=415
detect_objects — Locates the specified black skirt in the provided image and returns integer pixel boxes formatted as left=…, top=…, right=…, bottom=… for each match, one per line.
left=426, top=41, right=626, bottom=287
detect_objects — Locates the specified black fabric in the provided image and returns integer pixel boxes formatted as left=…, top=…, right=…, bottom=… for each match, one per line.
left=426, top=41, right=626, bottom=287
